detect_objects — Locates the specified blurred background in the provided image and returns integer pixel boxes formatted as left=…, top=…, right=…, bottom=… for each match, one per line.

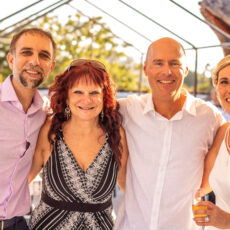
left=2, top=0, right=230, bottom=218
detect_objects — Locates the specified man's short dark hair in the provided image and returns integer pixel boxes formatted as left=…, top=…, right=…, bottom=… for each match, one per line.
left=10, top=27, right=56, bottom=59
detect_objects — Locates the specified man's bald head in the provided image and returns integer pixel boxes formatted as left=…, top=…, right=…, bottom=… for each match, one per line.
left=143, top=37, right=189, bottom=106
left=145, top=37, right=186, bottom=67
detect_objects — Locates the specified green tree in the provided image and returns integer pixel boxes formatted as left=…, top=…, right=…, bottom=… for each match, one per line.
left=0, top=40, right=11, bottom=78
left=0, top=13, right=142, bottom=91
left=184, top=71, right=212, bottom=93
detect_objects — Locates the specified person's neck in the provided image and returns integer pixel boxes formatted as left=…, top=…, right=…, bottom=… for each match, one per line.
left=12, top=78, right=36, bottom=113
left=63, top=117, right=102, bottom=136
left=153, top=93, right=186, bottom=120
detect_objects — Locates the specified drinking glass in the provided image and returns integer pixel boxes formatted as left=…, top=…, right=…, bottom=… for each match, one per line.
left=192, top=188, right=208, bottom=230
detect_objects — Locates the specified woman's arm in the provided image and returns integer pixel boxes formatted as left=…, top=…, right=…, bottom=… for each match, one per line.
left=28, top=118, right=52, bottom=183
left=117, top=126, right=129, bottom=192
left=200, top=122, right=230, bottom=193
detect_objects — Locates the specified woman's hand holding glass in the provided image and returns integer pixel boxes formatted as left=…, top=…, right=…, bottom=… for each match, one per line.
left=193, top=200, right=230, bottom=228
left=193, top=189, right=230, bottom=228
left=192, top=188, right=209, bottom=227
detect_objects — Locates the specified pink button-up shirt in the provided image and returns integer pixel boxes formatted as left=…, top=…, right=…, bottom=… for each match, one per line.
left=0, top=76, right=46, bottom=219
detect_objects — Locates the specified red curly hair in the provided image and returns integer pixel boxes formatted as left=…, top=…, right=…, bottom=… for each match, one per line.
left=48, top=60, right=122, bottom=166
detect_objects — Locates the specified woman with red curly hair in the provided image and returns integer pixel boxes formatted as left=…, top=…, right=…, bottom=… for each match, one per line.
left=28, top=59, right=129, bottom=230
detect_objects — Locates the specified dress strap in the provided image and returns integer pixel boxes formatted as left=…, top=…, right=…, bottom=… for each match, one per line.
left=225, top=125, right=230, bottom=153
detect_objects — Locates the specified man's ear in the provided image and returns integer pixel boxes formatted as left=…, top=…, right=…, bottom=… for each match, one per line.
left=143, top=61, right=147, bottom=76
left=7, top=52, right=14, bottom=71
left=51, top=60, right=56, bottom=72
left=184, top=66, right=189, bottom=78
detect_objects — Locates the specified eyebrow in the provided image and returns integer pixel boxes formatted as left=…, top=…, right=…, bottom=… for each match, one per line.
left=152, top=59, right=181, bottom=62
left=20, top=47, right=32, bottom=52
left=152, top=59, right=163, bottom=63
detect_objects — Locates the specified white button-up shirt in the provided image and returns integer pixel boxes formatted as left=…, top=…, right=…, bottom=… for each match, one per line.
left=114, top=91, right=224, bottom=230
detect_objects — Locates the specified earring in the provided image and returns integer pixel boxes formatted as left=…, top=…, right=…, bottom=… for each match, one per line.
left=100, top=110, right=104, bottom=121
left=65, top=104, right=71, bottom=120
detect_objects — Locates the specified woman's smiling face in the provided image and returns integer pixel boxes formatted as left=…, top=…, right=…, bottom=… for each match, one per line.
left=67, top=77, right=103, bottom=122
left=216, top=65, right=230, bottom=114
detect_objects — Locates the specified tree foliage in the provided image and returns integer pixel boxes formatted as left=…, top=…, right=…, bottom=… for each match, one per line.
left=0, top=13, right=148, bottom=91
left=184, top=71, right=212, bottom=93
left=0, top=13, right=212, bottom=93
left=0, top=40, right=11, bottom=81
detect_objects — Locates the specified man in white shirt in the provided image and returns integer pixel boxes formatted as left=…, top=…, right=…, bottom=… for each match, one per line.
left=114, top=37, right=224, bottom=230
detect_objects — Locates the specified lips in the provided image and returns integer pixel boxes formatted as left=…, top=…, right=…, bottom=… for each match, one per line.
left=26, top=70, right=40, bottom=74
left=78, top=106, right=94, bottom=110
left=23, top=66, right=43, bottom=76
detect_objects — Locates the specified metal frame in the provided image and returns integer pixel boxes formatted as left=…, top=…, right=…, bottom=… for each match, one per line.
left=0, top=0, right=45, bottom=23
left=1, top=0, right=229, bottom=96
left=0, top=0, right=72, bottom=38
left=118, top=0, right=230, bottom=96
left=68, top=2, right=145, bottom=94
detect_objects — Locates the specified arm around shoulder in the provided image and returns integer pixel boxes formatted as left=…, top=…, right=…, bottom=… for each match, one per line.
left=117, top=126, right=129, bottom=192
left=29, top=117, right=52, bottom=183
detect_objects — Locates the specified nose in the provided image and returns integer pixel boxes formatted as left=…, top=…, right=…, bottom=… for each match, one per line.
left=162, top=63, right=172, bottom=76
left=29, top=54, right=40, bottom=66
left=83, top=94, right=93, bottom=103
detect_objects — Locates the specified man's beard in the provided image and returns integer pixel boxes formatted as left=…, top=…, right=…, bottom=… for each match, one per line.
left=19, top=73, right=44, bottom=89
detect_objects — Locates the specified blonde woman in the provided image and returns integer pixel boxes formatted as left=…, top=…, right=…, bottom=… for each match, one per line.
left=193, top=55, right=230, bottom=229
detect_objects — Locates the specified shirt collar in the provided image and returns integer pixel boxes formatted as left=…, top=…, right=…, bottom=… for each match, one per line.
left=143, top=93, right=156, bottom=115
left=1, top=75, right=19, bottom=102
left=1, top=75, right=44, bottom=111
left=182, top=89, right=197, bottom=116
left=143, top=89, right=197, bottom=117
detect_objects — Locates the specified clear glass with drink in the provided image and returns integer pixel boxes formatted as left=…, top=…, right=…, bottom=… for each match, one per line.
left=192, top=188, right=208, bottom=229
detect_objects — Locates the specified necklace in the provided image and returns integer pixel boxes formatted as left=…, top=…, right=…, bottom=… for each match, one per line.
left=225, top=125, right=230, bottom=166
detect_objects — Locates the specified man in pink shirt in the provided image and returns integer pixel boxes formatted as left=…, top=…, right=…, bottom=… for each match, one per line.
left=0, top=28, right=56, bottom=230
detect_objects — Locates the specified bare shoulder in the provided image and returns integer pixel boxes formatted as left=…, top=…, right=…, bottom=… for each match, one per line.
left=223, top=122, right=230, bottom=153
left=216, top=122, right=230, bottom=140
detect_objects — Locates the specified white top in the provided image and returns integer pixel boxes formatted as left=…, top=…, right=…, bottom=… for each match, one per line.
left=114, top=91, right=224, bottom=230
left=207, top=126, right=230, bottom=230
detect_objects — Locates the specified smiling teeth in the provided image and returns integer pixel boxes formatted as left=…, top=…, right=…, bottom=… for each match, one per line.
left=79, top=107, right=93, bottom=110
left=26, top=70, right=39, bottom=74
left=226, top=99, right=230, bottom=102
left=159, top=80, right=173, bottom=83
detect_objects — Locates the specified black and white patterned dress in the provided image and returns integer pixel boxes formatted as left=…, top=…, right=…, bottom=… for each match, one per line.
left=29, top=130, right=118, bottom=230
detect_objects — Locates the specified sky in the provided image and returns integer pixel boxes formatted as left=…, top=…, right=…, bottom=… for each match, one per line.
left=0, top=0, right=225, bottom=74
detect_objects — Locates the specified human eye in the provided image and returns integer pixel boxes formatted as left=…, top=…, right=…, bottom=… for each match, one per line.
left=90, top=91, right=100, bottom=95
left=170, top=61, right=180, bottom=67
left=39, top=52, right=51, bottom=60
left=219, top=79, right=229, bottom=85
left=73, top=90, right=82, bottom=94
left=153, top=60, right=163, bottom=66
left=21, top=50, right=32, bottom=56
